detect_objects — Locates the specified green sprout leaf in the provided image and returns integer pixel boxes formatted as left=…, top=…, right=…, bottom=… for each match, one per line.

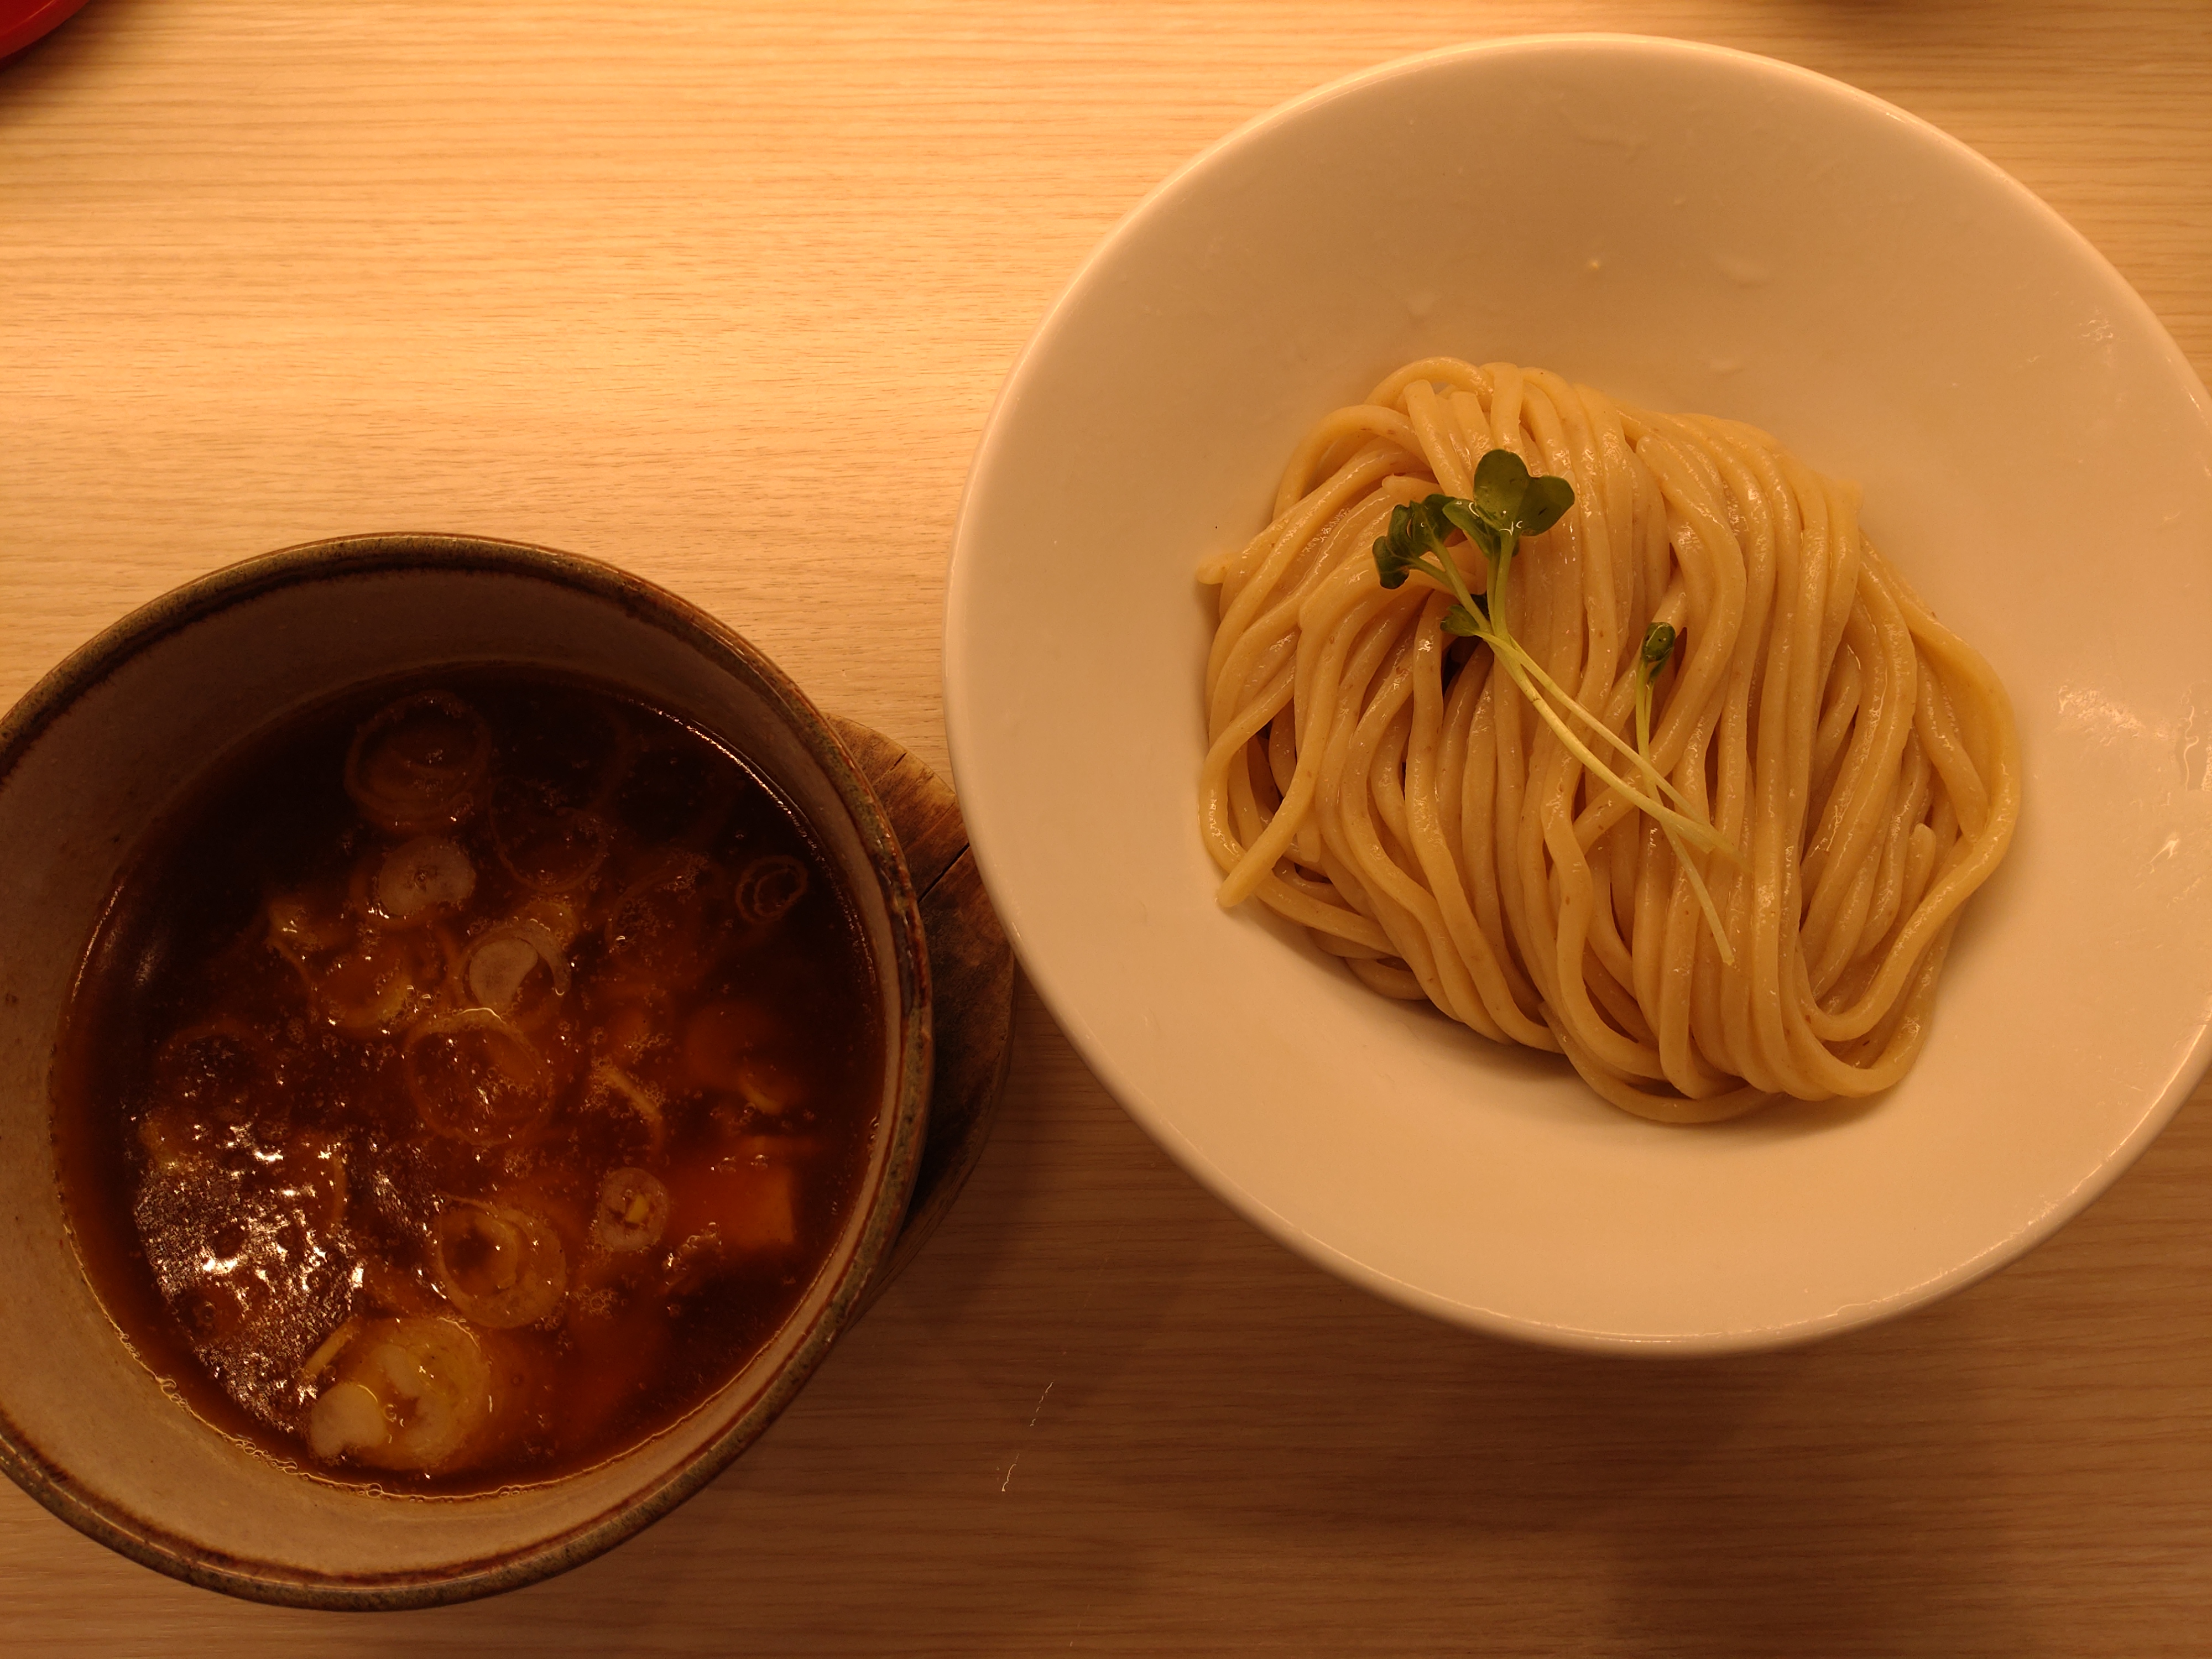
left=1469, top=449, right=1575, bottom=546
left=1372, top=504, right=1417, bottom=587
left=1466, top=448, right=1574, bottom=542
left=1440, top=604, right=1484, bottom=637
left=1469, top=447, right=1533, bottom=534
left=1517, top=474, right=1574, bottom=538
left=1434, top=497, right=1498, bottom=560
left=1372, top=496, right=1464, bottom=588
left=1640, top=622, right=1677, bottom=682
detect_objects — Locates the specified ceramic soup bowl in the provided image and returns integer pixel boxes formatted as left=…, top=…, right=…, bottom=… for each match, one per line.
left=0, top=534, right=931, bottom=1606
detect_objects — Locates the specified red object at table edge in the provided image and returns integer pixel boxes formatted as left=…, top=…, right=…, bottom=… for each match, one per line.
left=0, top=0, right=91, bottom=60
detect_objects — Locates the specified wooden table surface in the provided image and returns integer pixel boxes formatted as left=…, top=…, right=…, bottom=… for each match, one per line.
left=5, top=3, right=2210, bottom=1653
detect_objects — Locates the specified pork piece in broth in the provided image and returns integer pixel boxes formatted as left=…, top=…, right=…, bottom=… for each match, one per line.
left=53, top=672, right=884, bottom=1492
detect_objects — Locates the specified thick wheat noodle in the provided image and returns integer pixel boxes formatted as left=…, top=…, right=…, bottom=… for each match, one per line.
left=1197, top=358, right=2021, bottom=1123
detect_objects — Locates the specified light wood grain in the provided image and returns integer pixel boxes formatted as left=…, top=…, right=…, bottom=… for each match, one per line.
left=4, top=3, right=2211, bottom=1653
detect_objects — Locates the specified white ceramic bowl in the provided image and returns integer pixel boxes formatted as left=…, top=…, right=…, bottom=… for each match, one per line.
left=943, top=36, right=2212, bottom=1351
left=0, top=536, right=931, bottom=1604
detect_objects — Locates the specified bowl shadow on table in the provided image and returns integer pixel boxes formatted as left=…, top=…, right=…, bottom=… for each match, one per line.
left=810, top=1006, right=2007, bottom=1647
left=877, top=984, right=2031, bottom=1655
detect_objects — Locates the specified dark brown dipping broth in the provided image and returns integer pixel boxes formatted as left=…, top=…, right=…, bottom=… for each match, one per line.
left=53, top=671, right=884, bottom=1493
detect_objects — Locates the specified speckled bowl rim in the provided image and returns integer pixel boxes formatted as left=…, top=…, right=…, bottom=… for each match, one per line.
left=0, top=533, right=933, bottom=1609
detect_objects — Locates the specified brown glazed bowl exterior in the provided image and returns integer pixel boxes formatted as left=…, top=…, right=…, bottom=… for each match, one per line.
left=0, top=535, right=931, bottom=1608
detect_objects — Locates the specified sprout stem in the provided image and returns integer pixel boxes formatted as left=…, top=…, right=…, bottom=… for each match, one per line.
left=1417, top=546, right=1734, bottom=861
left=1372, top=461, right=1746, bottom=971
left=1637, top=659, right=1735, bottom=966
